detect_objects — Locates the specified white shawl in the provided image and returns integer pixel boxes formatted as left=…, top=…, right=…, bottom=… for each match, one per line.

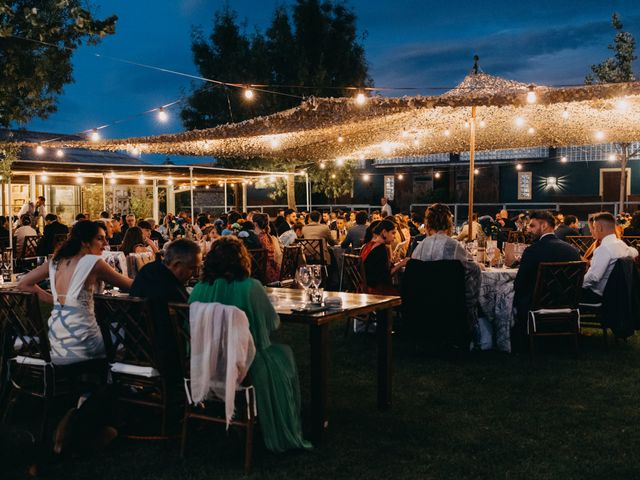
left=188, top=302, right=256, bottom=426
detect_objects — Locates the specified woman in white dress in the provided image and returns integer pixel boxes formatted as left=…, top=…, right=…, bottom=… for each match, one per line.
left=18, top=220, right=132, bottom=454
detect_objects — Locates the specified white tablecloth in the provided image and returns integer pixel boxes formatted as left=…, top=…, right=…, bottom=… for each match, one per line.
left=476, top=267, right=517, bottom=352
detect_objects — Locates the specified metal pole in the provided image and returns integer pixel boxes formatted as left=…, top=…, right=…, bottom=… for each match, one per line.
left=468, top=105, right=477, bottom=239
left=8, top=176, right=12, bottom=253
left=305, top=172, right=311, bottom=211
left=189, top=167, right=195, bottom=224
left=223, top=179, right=228, bottom=212
left=152, top=178, right=159, bottom=222
left=29, top=174, right=36, bottom=203
left=102, top=174, right=107, bottom=212
left=241, top=181, right=248, bottom=212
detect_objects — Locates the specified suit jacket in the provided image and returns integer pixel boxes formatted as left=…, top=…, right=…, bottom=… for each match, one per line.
left=513, top=233, right=580, bottom=322
left=36, top=221, right=69, bottom=256
left=555, top=224, right=580, bottom=242
left=302, top=222, right=336, bottom=264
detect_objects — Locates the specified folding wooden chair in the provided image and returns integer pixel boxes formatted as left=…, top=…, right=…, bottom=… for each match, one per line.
left=565, top=236, right=595, bottom=257
left=21, top=235, right=41, bottom=259
left=247, top=248, right=267, bottom=284
left=340, top=253, right=371, bottom=336
left=168, top=303, right=257, bottom=473
left=295, top=238, right=326, bottom=266
left=94, top=295, right=170, bottom=435
left=269, top=245, right=302, bottom=287
left=527, top=261, right=587, bottom=356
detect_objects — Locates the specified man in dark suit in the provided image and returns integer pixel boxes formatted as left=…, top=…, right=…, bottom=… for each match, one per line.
left=36, top=214, right=69, bottom=256
left=513, top=210, right=580, bottom=347
left=554, top=215, right=581, bottom=242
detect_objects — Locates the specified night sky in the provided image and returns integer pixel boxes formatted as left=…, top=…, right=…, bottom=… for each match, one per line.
left=25, top=0, right=640, bottom=154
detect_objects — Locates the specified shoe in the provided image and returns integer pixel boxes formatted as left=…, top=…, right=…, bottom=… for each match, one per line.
left=53, top=407, right=79, bottom=455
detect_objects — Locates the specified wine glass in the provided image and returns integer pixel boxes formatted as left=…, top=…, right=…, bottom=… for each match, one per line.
left=310, top=265, right=322, bottom=289
left=295, top=266, right=313, bottom=303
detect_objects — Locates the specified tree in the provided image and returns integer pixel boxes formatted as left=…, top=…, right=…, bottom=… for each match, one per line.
left=0, top=1, right=117, bottom=127
left=181, top=1, right=371, bottom=206
left=585, top=13, right=638, bottom=213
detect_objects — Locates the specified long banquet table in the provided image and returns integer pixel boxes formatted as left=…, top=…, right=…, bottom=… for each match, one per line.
left=265, top=287, right=401, bottom=440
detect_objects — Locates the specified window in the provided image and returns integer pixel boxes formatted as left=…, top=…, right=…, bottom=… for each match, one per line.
left=384, top=175, right=395, bottom=200
left=518, top=171, right=532, bottom=200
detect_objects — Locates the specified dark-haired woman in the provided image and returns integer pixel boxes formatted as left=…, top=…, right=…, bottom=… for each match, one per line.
left=121, top=226, right=156, bottom=255
left=624, top=211, right=640, bottom=236
left=17, top=221, right=132, bottom=453
left=189, top=236, right=310, bottom=452
left=360, top=219, right=408, bottom=295
left=253, top=213, right=282, bottom=284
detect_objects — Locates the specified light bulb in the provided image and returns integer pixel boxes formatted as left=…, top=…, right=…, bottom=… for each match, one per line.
left=515, top=117, right=525, bottom=128
left=595, top=130, right=605, bottom=141
left=41, top=172, right=48, bottom=182
left=464, top=121, right=470, bottom=129
left=205, top=185, right=210, bottom=189
left=331, top=174, right=336, bottom=179
left=616, top=98, right=630, bottom=111
left=56, top=149, right=64, bottom=158
left=90, top=129, right=100, bottom=142
left=244, top=88, right=254, bottom=100
left=562, top=109, right=570, bottom=120
left=138, top=175, right=146, bottom=185
left=131, top=147, right=140, bottom=157
left=167, top=176, right=174, bottom=185
left=527, top=127, right=535, bottom=135
left=76, top=176, right=84, bottom=184
left=608, top=153, right=617, bottom=161
left=337, top=135, right=344, bottom=143
left=413, top=138, right=420, bottom=146
left=336, top=158, right=345, bottom=167
left=381, top=143, right=393, bottom=155
left=516, top=163, right=523, bottom=171
left=35, top=145, right=45, bottom=155
left=479, top=119, right=486, bottom=128
left=560, top=156, right=568, bottom=163
left=401, top=129, right=409, bottom=138
left=434, top=172, right=441, bottom=179
left=270, top=138, right=280, bottom=149
left=320, top=162, right=326, bottom=169
left=443, top=129, right=451, bottom=137
left=474, top=169, right=479, bottom=175
left=157, top=107, right=168, bottom=123
left=110, top=178, right=116, bottom=185
left=398, top=174, right=404, bottom=180
left=363, top=173, right=370, bottom=181
left=526, top=86, right=537, bottom=104
left=355, top=92, right=366, bottom=106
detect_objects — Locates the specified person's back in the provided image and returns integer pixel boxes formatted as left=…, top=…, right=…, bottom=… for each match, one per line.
left=555, top=223, right=580, bottom=242
left=302, top=211, right=335, bottom=263
left=14, top=216, right=37, bottom=257
left=37, top=215, right=69, bottom=256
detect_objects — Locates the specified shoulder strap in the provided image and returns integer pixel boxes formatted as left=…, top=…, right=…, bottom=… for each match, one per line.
left=49, top=260, right=59, bottom=302
left=67, top=255, right=102, bottom=300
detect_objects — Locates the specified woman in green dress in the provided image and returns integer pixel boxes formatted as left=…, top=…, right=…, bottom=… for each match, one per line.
left=189, top=236, right=311, bottom=452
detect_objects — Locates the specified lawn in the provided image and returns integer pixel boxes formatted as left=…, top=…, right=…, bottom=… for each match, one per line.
left=8, top=325, right=640, bottom=480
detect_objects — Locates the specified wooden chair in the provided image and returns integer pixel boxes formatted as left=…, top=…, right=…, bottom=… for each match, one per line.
left=507, top=230, right=526, bottom=244
left=94, top=295, right=170, bottom=435
left=340, top=253, right=366, bottom=293
left=21, top=235, right=41, bottom=259
left=565, top=236, right=595, bottom=257
left=275, top=245, right=302, bottom=287
left=527, top=261, right=587, bottom=355
left=168, top=303, right=257, bottom=473
left=0, top=291, right=74, bottom=441
left=295, top=238, right=326, bottom=266
left=247, top=248, right=267, bottom=284
left=622, top=237, right=640, bottom=270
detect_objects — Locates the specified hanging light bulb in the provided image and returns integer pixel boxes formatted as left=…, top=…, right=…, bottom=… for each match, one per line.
left=319, top=162, right=326, bottom=170
left=90, top=129, right=100, bottom=142
left=270, top=138, right=280, bottom=149
left=331, top=173, right=336, bottom=179
left=515, top=117, right=525, bottom=128
left=110, top=177, right=117, bottom=185
left=479, top=119, right=487, bottom=128
left=608, top=153, right=617, bottom=162
left=381, top=142, right=393, bottom=155
left=616, top=98, right=630, bottom=111
left=244, top=88, right=255, bottom=100
left=205, top=185, right=210, bottom=189
left=516, top=163, right=523, bottom=170
left=138, top=173, right=146, bottom=185
left=474, top=169, right=480, bottom=175
left=464, top=121, right=470, bottom=129
left=527, top=127, right=535, bottom=135
left=413, top=137, right=420, bottom=146
left=76, top=175, right=84, bottom=184
left=130, top=147, right=140, bottom=157
left=526, top=85, right=537, bottom=104
left=362, top=173, right=370, bottom=181
left=560, top=156, right=568, bottom=163
left=157, top=107, right=169, bottom=123
left=336, top=158, right=345, bottom=167
left=397, top=173, right=404, bottom=180
left=595, top=130, right=605, bottom=141
left=35, top=144, right=45, bottom=155
left=401, top=129, right=409, bottom=138
left=355, top=92, right=367, bottom=106
left=167, top=176, right=174, bottom=185
left=443, top=129, right=451, bottom=137
left=562, top=108, right=570, bottom=120
left=337, top=135, right=344, bottom=143
left=40, top=171, right=48, bottom=182
left=434, top=171, right=441, bottom=179
left=56, top=149, right=64, bottom=158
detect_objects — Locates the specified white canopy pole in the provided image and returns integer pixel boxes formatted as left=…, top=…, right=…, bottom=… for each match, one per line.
left=305, top=172, right=311, bottom=211
left=468, top=105, right=477, bottom=239
left=189, top=167, right=195, bottom=224
left=8, top=176, right=12, bottom=253
left=102, top=173, right=107, bottom=212
left=223, top=179, right=228, bottom=212
left=152, top=178, right=159, bottom=222
left=241, top=181, right=248, bottom=212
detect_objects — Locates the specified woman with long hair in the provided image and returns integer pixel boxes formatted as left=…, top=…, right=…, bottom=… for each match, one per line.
left=189, top=237, right=310, bottom=452
left=18, top=221, right=132, bottom=454
left=360, top=219, right=407, bottom=295
left=252, top=213, right=282, bottom=284
left=120, top=226, right=149, bottom=255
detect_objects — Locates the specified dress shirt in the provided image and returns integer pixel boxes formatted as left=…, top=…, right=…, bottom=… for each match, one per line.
left=583, top=234, right=639, bottom=295
left=381, top=203, right=392, bottom=217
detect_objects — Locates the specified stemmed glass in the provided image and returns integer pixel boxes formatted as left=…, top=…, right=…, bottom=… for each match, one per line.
left=295, top=266, right=313, bottom=304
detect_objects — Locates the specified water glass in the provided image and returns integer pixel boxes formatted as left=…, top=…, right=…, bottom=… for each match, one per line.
left=309, top=287, right=324, bottom=304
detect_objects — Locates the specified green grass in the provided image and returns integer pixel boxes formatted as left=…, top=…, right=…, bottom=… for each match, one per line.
left=12, top=325, right=640, bottom=480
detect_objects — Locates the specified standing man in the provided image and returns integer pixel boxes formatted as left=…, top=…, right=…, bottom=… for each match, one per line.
left=381, top=197, right=392, bottom=218
left=15, top=196, right=46, bottom=232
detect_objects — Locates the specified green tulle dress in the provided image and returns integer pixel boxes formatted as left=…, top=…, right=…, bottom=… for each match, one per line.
left=189, top=277, right=311, bottom=452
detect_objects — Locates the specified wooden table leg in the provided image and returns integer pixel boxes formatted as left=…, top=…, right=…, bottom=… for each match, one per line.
left=309, top=323, right=329, bottom=440
left=376, top=308, right=393, bottom=410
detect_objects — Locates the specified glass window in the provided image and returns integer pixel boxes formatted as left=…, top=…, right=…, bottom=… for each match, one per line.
left=384, top=175, right=395, bottom=200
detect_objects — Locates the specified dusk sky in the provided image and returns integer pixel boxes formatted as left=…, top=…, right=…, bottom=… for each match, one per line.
left=26, top=0, right=640, bottom=148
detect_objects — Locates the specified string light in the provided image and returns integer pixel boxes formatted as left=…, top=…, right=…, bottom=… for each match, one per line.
left=527, top=127, right=535, bottom=135
left=616, top=98, right=630, bottom=111
left=362, top=173, right=370, bottom=181
left=443, top=129, right=451, bottom=137
left=319, top=162, right=326, bottom=169
left=464, top=121, right=470, bottom=129
left=35, top=144, right=45, bottom=155
left=355, top=92, right=367, bottom=106
left=270, top=138, right=280, bottom=149
left=594, top=130, right=605, bottom=141
left=336, top=158, right=345, bottom=167
left=130, top=147, right=140, bottom=157
left=331, top=173, right=336, bottom=179
left=243, top=88, right=255, bottom=100
left=413, top=137, right=420, bottom=146
left=138, top=174, right=146, bottom=185
left=474, top=168, right=480, bottom=175
left=40, top=171, right=48, bottom=182
left=205, top=185, right=210, bottom=189
left=76, top=175, right=84, bottom=184
left=434, top=171, right=441, bottom=179
left=167, top=176, right=174, bottom=185
left=401, top=129, right=409, bottom=138
left=397, top=173, right=404, bottom=180
left=516, top=163, right=523, bottom=170
left=157, top=107, right=168, bottom=123
left=608, top=153, right=617, bottom=161
left=560, top=156, right=568, bottom=163
left=479, top=119, right=486, bottom=128
left=526, top=85, right=537, bottom=104
left=56, top=149, right=64, bottom=158
left=562, top=108, right=570, bottom=120
left=90, top=129, right=100, bottom=142
left=337, top=135, right=344, bottom=143
left=515, top=116, right=525, bottom=128
left=110, top=177, right=116, bottom=185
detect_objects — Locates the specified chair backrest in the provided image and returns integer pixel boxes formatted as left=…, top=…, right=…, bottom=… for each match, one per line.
left=295, top=238, right=326, bottom=265
left=507, top=230, right=525, bottom=244
left=279, top=245, right=302, bottom=282
left=22, top=235, right=41, bottom=258
left=530, top=261, right=587, bottom=310
left=168, top=302, right=191, bottom=379
left=341, top=253, right=366, bottom=292
left=400, top=259, right=468, bottom=349
left=0, top=291, right=50, bottom=362
left=94, top=295, right=158, bottom=368
left=247, top=248, right=267, bottom=284
left=622, top=236, right=640, bottom=251
left=565, top=236, right=595, bottom=256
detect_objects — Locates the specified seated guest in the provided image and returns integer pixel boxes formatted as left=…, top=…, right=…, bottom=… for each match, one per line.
left=408, top=212, right=423, bottom=237
left=555, top=215, right=581, bottom=242
left=455, top=213, right=485, bottom=243
left=122, top=213, right=136, bottom=235
left=121, top=226, right=155, bottom=255
left=73, top=213, right=87, bottom=225
left=624, top=211, right=640, bottom=236
left=18, top=221, right=132, bottom=454
left=581, top=212, right=639, bottom=303
left=130, top=239, right=201, bottom=378
left=411, top=203, right=481, bottom=322
left=189, top=237, right=311, bottom=452
left=137, top=220, right=160, bottom=254
left=360, top=220, right=407, bottom=295
left=144, top=218, right=165, bottom=246
left=14, top=215, right=37, bottom=257
left=110, top=215, right=124, bottom=246
left=36, top=213, right=69, bottom=256
left=253, top=213, right=282, bottom=284
left=341, top=210, right=368, bottom=250
left=302, top=210, right=336, bottom=264
left=279, top=221, right=304, bottom=247
left=371, top=210, right=382, bottom=222
left=237, top=220, right=262, bottom=250
left=497, top=209, right=517, bottom=230
left=513, top=210, right=580, bottom=341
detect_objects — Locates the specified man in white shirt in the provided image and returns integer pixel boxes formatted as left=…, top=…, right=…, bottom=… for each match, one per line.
left=14, top=215, right=37, bottom=258
left=381, top=197, right=392, bottom=217
left=582, top=212, right=638, bottom=303
left=15, top=196, right=46, bottom=231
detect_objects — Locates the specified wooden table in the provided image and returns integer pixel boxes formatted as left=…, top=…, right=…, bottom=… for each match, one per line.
left=265, top=287, right=401, bottom=440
